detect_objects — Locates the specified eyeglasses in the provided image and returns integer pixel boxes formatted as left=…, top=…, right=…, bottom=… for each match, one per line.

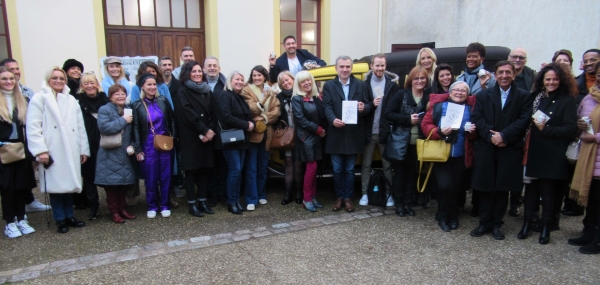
left=452, top=89, right=469, bottom=94
left=509, top=55, right=527, bottom=61
left=413, top=77, right=427, bottom=82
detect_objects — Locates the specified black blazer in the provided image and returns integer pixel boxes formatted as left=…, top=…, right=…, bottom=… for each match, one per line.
left=525, top=91, right=577, bottom=179
left=131, top=95, right=175, bottom=154
left=215, top=90, right=253, bottom=150
left=322, top=75, right=371, bottom=154
left=269, top=49, right=327, bottom=83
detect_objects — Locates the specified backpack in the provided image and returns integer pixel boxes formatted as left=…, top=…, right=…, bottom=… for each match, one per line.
left=367, top=170, right=392, bottom=207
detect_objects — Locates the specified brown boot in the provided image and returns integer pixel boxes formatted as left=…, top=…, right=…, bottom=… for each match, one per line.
left=332, top=198, right=343, bottom=211
left=343, top=198, right=355, bottom=212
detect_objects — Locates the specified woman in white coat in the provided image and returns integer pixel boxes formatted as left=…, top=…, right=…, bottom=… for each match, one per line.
left=26, top=66, right=90, bottom=234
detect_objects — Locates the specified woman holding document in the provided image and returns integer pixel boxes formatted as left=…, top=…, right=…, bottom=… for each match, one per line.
left=421, top=81, right=477, bottom=232
left=518, top=62, right=577, bottom=244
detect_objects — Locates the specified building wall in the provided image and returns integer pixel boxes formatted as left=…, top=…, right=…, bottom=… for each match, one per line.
left=8, top=0, right=105, bottom=92
left=384, top=0, right=600, bottom=74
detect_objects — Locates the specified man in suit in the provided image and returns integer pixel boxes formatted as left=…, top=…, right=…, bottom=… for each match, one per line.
left=323, top=56, right=371, bottom=212
left=470, top=60, right=533, bottom=240
left=268, top=35, right=326, bottom=84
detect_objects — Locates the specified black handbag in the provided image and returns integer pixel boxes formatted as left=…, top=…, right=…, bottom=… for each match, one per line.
left=383, top=125, right=410, bottom=161
left=219, top=121, right=245, bottom=145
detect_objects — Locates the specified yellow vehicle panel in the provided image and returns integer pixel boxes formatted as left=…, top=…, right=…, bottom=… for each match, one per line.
left=307, top=62, right=370, bottom=82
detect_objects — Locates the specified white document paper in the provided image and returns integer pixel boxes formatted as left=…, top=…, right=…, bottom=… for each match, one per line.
left=532, top=110, right=550, bottom=124
left=440, top=102, right=465, bottom=129
left=124, top=108, right=133, bottom=117
left=374, top=86, right=384, bottom=98
left=342, top=101, right=358, bottom=124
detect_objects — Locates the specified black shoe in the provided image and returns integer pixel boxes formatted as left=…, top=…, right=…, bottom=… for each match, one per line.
left=88, top=205, right=98, bottom=221
left=562, top=208, right=584, bottom=216
left=438, top=220, right=451, bottom=232
left=281, top=192, right=293, bottom=205
left=56, top=220, right=69, bottom=234
left=197, top=201, right=214, bottom=214
left=470, top=225, right=490, bottom=237
left=509, top=208, right=520, bottom=217
left=568, top=227, right=595, bottom=246
left=295, top=191, right=302, bottom=204
left=395, top=204, right=405, bottom=217
left=579, top=227, right=600, bottom=254
left=236, top=201, right=247, bottom=212
left=227, top=203, right=242, bottom=215
left=517, top=220, right=533, bottom=239
left=405, top=205, right=416, bottom=216
left=532, top=222, right=559, bottom=232
left=539, top=223, right=550, bottom=244
left=492, top=227, right=505, bottom=240
left=188, top=203, right=204, bottom=217
left=450, top=218, right=459, bottom=230
left=65, top=217, right=86, bottom=228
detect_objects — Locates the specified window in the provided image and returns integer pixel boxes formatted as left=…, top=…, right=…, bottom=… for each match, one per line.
left=0, top=0, right=11, bottom=59
left=105, top=0, right=202, bottom=29
left=279, top=0, right=320, bottom=56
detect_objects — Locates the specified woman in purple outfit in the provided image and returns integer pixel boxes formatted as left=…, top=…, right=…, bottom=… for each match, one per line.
left=131, top=73, right=175, bottom=218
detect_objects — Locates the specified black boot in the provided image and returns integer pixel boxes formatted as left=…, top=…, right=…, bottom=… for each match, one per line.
left=88, top=204, right=98, bottom=221
left=228, top=203, right=242, bottom=215
left=295, top=191, right=302, bottom=204
left=539, top=223, right=550, bottom=245
left=188, top=203, right=204, bottom=217
left=56, top=220, right=69, bottom=233
left=281, top=192, right=293, bottom=205
left=579, top=227, right=600, bottom=254
left=395, top=204, right=405, bottom=217
left=517, top=220, right=533, bottom=239
left=569, top=226, right=595, bottom=246
left=405, top=205, right=416, bottom=216
left=197, top=201, right=214, bottom=214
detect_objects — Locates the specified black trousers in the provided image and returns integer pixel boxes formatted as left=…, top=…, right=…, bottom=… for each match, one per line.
left=184, top=168, right=211, bottom=202
left=1, top=183, right=27, bottom=223
left=208, top=149, right=228, bottom=204
left=433, top=157, right=465, bottom=221
left=524, top=179, right=563, bottom=223
left=478, top=190, right=509, bottom=228
left=582, top=179, right=600, bottom=228
left=392, top=145, right=418, bottom=206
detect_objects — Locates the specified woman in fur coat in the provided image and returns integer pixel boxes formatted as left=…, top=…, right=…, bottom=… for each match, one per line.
left=26, top=67, right=90, bottom=234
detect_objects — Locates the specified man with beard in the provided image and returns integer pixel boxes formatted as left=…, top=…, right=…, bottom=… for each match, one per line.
left=160, top=56, right=181, bottom=99
left=171, top=46, right=195, bottom=80
left=269, top=35, right=326, bottom=84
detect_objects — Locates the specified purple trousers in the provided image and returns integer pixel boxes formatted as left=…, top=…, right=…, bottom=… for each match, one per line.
left=142, top=134, right=172, bottom=212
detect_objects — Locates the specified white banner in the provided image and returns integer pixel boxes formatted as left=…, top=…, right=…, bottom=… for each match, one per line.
left=99, top=56, right=159, bottom=85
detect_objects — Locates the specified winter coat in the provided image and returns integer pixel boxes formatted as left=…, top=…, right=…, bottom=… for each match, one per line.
left=456, top=64, right=497, bottom=95
left=131, top=95, right=175, bottom=154
left=421, top=94, right=477, bottom=168
left=525, top=91, right=577, bottom=179
left=78, top=92, right=109, bottom=182
left=322, top=75, right=371, bottom=154
left=362, top=70, right=400, bottom=142
left=0, top=109, right=36, bottom=191
left=514, top=66, right=536, bottom=93
left=27, top=82, right=90, bottom=194
left=292, top=95, right=325, bottom=162
left=129, top=83, right=174, bottom=110
left=383, top=89, right=430, bottom=143
left=240, top=84, right=281, bottom=147
left=175, top=84, right=218, bottom=170
left=578, top=95, right=600, bottom=176
left=269, top=49, right=327, bottom=83
left=94, top=103, right=136, bottom=186
left=215, top=90, right=253, bottom=150
left=470, top=82, right=533, bottom=192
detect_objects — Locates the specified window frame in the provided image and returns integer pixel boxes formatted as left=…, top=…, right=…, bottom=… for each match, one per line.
left=103, top=0, right=204, bottom=31
left=279, top=0, right=320, bottom=57
left=0, top=0, right=12, bottom=58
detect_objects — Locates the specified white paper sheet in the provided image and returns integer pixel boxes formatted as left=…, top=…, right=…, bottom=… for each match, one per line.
left=374, top=86, right=384, bottom=98
left=124, top=108, right=133, bottom=117
left=440, top=102, right=465, bottom=129
left=342, top=101, right=358, bottom=124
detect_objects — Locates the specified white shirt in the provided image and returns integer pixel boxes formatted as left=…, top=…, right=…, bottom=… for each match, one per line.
left=287, top=56, right=302, bottom=76
left=501, top=86, right=511, bottom=109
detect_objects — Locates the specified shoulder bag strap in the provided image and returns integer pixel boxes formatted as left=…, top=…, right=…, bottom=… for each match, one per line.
left=141, top=99, right=156, bottom=135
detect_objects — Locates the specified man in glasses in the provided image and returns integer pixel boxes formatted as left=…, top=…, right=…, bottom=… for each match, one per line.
left=508, top=48, right=536, bottom=92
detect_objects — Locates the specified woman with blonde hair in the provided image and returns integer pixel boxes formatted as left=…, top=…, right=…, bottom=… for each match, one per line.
left=27, top=66, right=90, bottom=234
left=292, top=71, right=326, bottom=212
left=416, top=48, right=438, bottom=83
left=101, top=57, right=131, bottom=96
left=0, top=67, right=37, bottom=238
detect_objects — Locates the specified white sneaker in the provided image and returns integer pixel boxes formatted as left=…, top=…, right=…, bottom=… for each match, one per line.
left=359, top=194, right=369, bottom=206
left=247, top=204, right=255, bottom=211
left=386, top=196, right=395, bottom=207
left=13, top=214, right=28, bottom=222
left=5, top=223, right=22, bottom=238
left=147, top=210, right=157, bottom=218
left=161, top=210, right=171, bottom=217
left=258, top=199, right=267, bottom=205
left=25, top=199, right=51, bottom=213
left=17, top=220, right=35, bottom=235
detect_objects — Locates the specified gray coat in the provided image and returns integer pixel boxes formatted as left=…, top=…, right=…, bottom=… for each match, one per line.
left=94, top=103, right=136, bottom=186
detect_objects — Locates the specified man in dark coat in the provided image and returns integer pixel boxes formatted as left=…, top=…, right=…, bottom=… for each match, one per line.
left=323, top=56, right=371, bottom=212
left=268, top=35, right=326, bottom=84
left=470, top=60, right=533, bottom=240
left=160, top=56, right=182, bottom=100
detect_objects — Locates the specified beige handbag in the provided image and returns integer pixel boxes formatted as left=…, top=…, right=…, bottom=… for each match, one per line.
left=0, top=142, right=26, bottom=164
left=99, top=130, right=124, bottom=149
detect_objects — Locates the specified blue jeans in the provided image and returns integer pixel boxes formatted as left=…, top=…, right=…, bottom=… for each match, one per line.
left=223, top=149, right=246, bottom=205
left=245, top=141, right=269, bottom=205
left=331, top=154, right=357, bottom=199
left=49, top=193, right=74, bottom=221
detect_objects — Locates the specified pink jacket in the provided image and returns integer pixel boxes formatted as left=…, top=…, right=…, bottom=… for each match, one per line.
left=578, top=95, right=600, bottom=176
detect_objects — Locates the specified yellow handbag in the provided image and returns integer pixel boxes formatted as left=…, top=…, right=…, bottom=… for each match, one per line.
left=416, top=129, right=451, bottom=192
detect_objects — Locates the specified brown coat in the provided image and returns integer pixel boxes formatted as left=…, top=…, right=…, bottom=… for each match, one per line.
left=240, top=84, right=281, bottom=149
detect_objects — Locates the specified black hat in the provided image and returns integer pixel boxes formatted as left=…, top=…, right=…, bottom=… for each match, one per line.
left=62, top=59, right=84, bottom=73
left=137, top=72, right=156, bottom=88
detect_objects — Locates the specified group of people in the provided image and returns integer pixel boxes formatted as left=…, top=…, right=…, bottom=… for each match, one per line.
left=1, top=35, right=599, bottom=256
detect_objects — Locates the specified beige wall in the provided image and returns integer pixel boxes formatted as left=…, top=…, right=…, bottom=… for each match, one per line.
left=384, top=0, right=600, bottom=74
left=12, top=0, right=103, bottom=93
left=213, top=0, right=276, bottom=79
